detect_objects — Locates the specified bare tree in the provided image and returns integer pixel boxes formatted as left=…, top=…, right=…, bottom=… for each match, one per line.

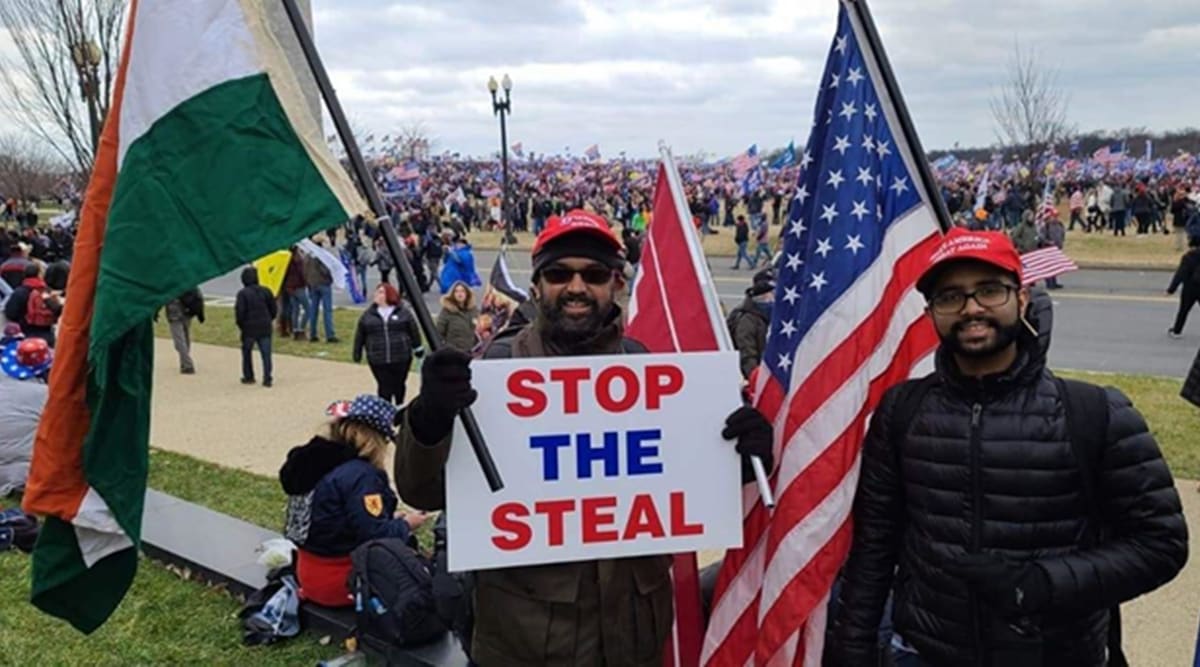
left=989, top=41, right=1073, bottom=158
left=0, top=133, right=65, bottom=203
left=0, top=0, right=126, bottom=179
left=396, top=122, right=437, bottom=161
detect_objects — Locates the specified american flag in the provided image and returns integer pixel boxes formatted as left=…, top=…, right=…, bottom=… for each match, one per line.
left=732, top=144, right=760, bottom=179
left=701, top=3, right=943, bottom=665
left=1021, top=246, right=1078, bottom=285
left=585, top=143, right=601, bottom=160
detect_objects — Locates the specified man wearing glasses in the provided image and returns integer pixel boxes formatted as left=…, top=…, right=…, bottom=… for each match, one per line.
left=393, top=210, right=774, bottom=666
left=827, top=228, right=1187, bottom=666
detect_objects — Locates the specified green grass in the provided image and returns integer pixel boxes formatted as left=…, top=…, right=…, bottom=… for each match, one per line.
left=0, top=448, right=445, bottom=665
left=154, top=305, right=368, bottom=364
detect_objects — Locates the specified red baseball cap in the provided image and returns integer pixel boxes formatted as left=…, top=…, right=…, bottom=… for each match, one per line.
left=531, top=209, right=622, bottom=257
left=531, top=209, right=624, bottom=274
left=916, top=228, right=1022, bottom=296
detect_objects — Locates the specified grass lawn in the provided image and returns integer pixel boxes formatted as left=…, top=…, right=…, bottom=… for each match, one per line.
left=0, top=447, right=444, bottom=665
left=154, top=304, right=376, bottom=365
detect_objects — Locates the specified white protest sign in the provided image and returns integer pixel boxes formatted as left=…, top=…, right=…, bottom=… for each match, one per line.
left=445, top=351, right=744, bottom=572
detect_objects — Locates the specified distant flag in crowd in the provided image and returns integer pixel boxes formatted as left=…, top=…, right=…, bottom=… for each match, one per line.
left=932, top=154, right=958, bottom=171
left=626, top=147, right=730, bottom=667
left=770, top=141, right=797, bottom=169
left=363, top=133, right=375, bottom=144
left=338, top=246, right=366, bottom=304
left=380, top=134, right=390, bottom=143
left=487, top=248, right=528, bottom=303
left=325, top=134, right=337, bottom=144
left=1020, top=247, right=1078, bottom=285
left=585, top=143, right=601, bottom=160
left=1145, top=138, right=1153, bottom=160
left=511, top=141, right=524, bottom=158
left=701, top=2, right=944, bottom=665
left=974, top=168, right=990, bottom=212
left=253, top=250, right=291, bottom=297
left=732, top=144, right=760, bottom=178
left=21, top=0, right=364, bottom=634
left=390, top=161, right=421, bottom=181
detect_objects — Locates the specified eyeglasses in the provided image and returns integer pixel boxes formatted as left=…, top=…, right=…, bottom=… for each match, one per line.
left=928, top=283, right=1017, bottom=314
left=540, top=264, right=614, bottom=285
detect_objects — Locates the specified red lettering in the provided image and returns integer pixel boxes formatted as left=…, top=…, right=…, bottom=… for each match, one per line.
left=580, top=496, right=619, bottom=543
left=549, top=368, right=591, bottom=414
left=534, top=499, right=576, bottom=546
left=596, top=366, right=639, bottom=413
left=507, top=369, right=546, bottom=417
left=669, top=491, right=703, bottom=536
left=491, top=503, right=532, bottom=550
left=645, top=364, right=684, bottom=410
left=622, top=493, right=666, bottom=540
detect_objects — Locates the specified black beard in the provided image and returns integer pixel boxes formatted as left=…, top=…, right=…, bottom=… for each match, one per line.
left=537, top=291, right=610, bottom=347
left=939, top=316, right=1023, bottom=359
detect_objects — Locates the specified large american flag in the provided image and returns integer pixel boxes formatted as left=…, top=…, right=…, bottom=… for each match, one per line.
left=1021, top=246, right=1078, bottom=285
left=701, top=3, right=943, bottom=665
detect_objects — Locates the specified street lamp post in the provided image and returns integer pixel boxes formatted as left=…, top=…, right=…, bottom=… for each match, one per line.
left=70, top=40, right=103, bottom=153
left=488, top=74, right=515, bottom=243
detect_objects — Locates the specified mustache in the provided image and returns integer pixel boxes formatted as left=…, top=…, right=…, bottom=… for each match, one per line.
left=556, top=293, right=597, bottom=309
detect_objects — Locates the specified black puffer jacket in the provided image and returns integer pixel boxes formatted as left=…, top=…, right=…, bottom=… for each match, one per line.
left=829, top=304, right=1187, bottom=666
left=353, top=303, right=421, bottom=366
left=234, top=267, right=277, bottom=340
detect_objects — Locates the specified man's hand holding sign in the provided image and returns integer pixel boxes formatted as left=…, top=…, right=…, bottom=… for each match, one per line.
left=393, top=210, right=773, bottom=666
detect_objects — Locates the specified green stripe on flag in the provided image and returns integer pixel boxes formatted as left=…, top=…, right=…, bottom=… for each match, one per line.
left=94, top=72, right=347, bottom=350
left=31, top=517, right=139, bottom=634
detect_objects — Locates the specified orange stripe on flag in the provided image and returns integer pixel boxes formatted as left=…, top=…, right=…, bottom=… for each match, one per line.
left=22, top=0, right=138, bottom=521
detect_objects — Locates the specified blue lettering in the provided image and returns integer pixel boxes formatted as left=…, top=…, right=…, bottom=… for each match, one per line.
left=576, top=432, right=620, bottom=479
left=530, top=433, right=571, bottom=481
left=626, top=429, right=664, bottom=475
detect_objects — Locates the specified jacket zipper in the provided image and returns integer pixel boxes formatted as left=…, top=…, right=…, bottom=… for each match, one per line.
left=381, top=311, right=391, bottom=364
left=969, top=400, right=984, bottom=665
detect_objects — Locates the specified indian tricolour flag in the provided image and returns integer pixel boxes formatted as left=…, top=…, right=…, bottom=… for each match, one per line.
left=22, top=0, right=363, bottom=633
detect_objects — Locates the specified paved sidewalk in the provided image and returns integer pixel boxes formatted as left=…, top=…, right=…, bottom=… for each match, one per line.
left=151, top=338, right=1200, bottom=664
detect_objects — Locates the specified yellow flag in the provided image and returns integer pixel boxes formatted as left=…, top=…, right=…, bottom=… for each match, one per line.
left=253, top=250, right=291, bottom=296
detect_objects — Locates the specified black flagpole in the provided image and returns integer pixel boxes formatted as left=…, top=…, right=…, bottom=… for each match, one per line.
left=279, top=0, right=503, bottom=491
left=844, top=0, right=952, bottom=233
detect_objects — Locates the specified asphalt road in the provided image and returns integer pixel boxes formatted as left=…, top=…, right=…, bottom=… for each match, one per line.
left=202, top=251, right=1195, bottom=378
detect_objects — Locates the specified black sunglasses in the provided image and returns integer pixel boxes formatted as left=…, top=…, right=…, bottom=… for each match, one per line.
left=540, top=264, right=614, bottom=285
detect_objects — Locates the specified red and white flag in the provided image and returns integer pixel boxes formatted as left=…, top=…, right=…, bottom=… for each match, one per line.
left=626, top=147, right=732, bottom=667
left=701, top=2, right=944, bottom=664
left=1021, top=246, right=1078, bottom=285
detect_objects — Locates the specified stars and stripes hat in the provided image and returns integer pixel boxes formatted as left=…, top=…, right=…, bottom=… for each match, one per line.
left=1, top=338, right=52, bottom=381
left=328, top=394, right=397, bottom=438
left=916, top=228, right=1023, bottom=297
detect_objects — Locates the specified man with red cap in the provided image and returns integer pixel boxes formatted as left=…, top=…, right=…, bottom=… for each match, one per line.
left=393, top=210, right=775, bottom=666
left=827, top=229, right=1187, bottom=666
left=0, top=336, right=51, bottom=497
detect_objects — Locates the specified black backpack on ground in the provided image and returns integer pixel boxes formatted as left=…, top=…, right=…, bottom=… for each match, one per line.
left=890, top=375, right=1126, bottom=667
left=347, top=538, right=446, bottom=649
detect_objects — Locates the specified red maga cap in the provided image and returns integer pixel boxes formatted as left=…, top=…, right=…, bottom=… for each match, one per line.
left=916, top=228, right=1022, bottom=295
left=531, top=209, right=622, bottom=257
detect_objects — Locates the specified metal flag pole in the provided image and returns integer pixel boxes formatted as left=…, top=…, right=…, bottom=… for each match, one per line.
left=844, top=0, right=952, bottom=234
left=279, top=0, right=503, bottom=491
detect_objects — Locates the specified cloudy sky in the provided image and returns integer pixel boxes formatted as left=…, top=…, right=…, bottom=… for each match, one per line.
left=307, top=0, right=1200, bottom=159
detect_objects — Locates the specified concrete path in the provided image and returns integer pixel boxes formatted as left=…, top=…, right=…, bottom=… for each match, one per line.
left=150, top=337, right=1200, bottom=664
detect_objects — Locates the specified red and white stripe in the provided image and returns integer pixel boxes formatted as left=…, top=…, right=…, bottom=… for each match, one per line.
left=701, top=206, right=940, bottom=666
left=1021, top=246, right=1078, bottom=285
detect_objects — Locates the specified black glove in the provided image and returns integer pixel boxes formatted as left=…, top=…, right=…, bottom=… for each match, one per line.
left=945, top=553, right=1050, bottom=617
left=721, top=406, right=774, bottom=484
left=404, top=347, right=477, bottom=445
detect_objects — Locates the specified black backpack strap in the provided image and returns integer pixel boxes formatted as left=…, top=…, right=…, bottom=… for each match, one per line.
left=1055, top=377, right=1126, bottom=667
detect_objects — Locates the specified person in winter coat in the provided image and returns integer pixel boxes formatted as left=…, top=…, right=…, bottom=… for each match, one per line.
left=1131, top=183, right=1156, bottom=235
left=1009, top=209, right=1039, bottom=254
left=3, top=264, right=62, bottom=347
left=235, top=266, right=277, bottom=387
left=438, top=236, right=482, bottom=294
left=1183, top=342, right=1200, bottom=408
left=279, top=394, right=430, bottom=607
left=730, top=215, right=753, bottom=269
left=373, top=236, right=395, bottom=285
left=392, top=210, right=776, bottom=666
left=163, top=287, right=205, bottom=374
left=827, top=228, right=1187, bottom=667
left=730, top=270, right=774, bottom=379
left=0, top=334, right=51, bottom=497
left=1167, top=236, right=1200, bottom=338
left=302, top=247, right=338, bottom=343
left=1039, top=203, right=1067, bottom=289
left=435, top=280, right=478, bottom=353
left=352, top=282, right=422, bottom=405
left=283, top=247, right=309, bottom=340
